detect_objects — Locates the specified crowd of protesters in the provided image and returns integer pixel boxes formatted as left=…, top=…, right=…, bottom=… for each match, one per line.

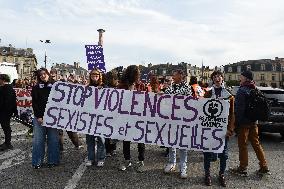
left=0, top=66, right=271, bottom=187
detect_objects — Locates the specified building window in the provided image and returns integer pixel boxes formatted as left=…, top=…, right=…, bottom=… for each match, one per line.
left=3, top=57, right=7, bottom=62
left=229, top=75, right=231, bottom=80
left=272, top=65, right=276, bottom=71
left=261, top=74, right=265, bottom=81
left=228, top=67, right=232, bottom=72
left=23, top=67, right=30, bottom=74
left=237, top=75, right=240, bottom=80
left=261, top=64, right=265, bottom=71
left=272, top=74, right=276, bottom=81
left=246, top=65, right=251, bottom=71
left=14, top=57, right=18, bottom=63
left=237, top=66, right=241, bottom=73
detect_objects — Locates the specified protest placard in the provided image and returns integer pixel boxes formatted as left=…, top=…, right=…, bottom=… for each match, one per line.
left=85, top=45, right=106, bottom=72
left=43, top=82, right=230, bottom=153
left=14, top=88, right=33, bottom=116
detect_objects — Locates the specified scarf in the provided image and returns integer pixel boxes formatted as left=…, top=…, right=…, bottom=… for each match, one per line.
left=211, top=84, right=232, bottom=99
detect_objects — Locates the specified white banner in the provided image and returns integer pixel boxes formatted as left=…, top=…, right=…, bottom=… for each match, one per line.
left=43, top=82, right=230, bottom=153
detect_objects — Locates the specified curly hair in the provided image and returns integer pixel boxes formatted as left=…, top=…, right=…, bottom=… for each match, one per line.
left=210, top=70, right=223, bottom=80
left=105, top=70, right=119, bottom=87
left=120, top=65, right=139, bottom=87
left=89, top=68, right=103, bottom=86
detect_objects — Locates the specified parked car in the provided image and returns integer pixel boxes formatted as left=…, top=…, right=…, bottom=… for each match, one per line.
left=229, top=86, right=284, bottom=137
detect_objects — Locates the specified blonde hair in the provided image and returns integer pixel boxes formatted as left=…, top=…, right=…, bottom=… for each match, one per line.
left=89, top=68, right=103, bottom=86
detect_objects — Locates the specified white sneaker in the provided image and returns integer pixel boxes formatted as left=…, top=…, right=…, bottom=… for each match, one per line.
left=180, top=166, right=188, bottom=179
left=119, top=160, right=132, bottom=171
left=164, top=163, right=176, bottom=173
left=85, top=160, right=93, bottom=167
left=97, top=161, right=104, bottom=167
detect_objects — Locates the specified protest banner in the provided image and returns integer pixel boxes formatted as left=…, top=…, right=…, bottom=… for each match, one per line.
left=14, top=88, right=33, bottom=116
left=14, top=88, right=33, bottom=128
left=43, top=82, right=230, bottom=153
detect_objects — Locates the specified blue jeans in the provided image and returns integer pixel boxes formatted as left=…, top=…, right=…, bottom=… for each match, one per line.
left=86, top=135, right=106, bottom=162
left=203, top=137, right=229, bottom=175
left=168, top=148, right=188, bottom=169
left=32, top=118, right=60, bottom=166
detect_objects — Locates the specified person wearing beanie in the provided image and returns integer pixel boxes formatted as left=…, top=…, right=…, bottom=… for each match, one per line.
left=241, top=70, right=253, bottom=81
left=231, top=70, right=270, bottom=176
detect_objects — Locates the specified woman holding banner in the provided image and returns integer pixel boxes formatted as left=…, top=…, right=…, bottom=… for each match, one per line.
left=104, top=70, right=119, bottom=157
left=86, top=68, right=106, bottom=167
left=118, top=65, right=146, bottom=173
left=31, top=68, right=60, bottom=169
left=202, top=70, right=235, bottom=187
left=163, top=69, right=192, bottom=179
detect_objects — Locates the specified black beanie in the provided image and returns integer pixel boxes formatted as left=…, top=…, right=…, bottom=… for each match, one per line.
left=241, top=70, right=253, bottom=80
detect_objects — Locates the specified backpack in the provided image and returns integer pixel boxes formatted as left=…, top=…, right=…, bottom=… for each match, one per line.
left=246, top=88, right=270, bottom=121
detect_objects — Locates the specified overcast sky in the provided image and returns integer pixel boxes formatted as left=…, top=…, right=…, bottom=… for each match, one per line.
left=1, top=0, right=284, bottom=71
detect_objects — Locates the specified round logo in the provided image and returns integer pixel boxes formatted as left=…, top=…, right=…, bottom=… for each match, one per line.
left=203, top=99, right=223, bottom=118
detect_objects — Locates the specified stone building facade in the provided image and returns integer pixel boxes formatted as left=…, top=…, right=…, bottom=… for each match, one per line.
left=0, top=45, right=37, bottom=79
left=51, top=62, right=89, bottom=81
left=139, top=62, right=214, bottom=84
left=224, top=57, right=284, bottom=88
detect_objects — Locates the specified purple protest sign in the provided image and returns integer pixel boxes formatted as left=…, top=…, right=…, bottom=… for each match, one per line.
left=85, top=45, right=106, bottom=72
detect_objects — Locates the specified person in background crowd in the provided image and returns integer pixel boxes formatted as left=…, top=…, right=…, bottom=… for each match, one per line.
left=161, top=78, right=172, bottom=93
left=24, top=78, right=30, bottom=89
left=0, top=74, right=17, bottom=151
left=50, top=69, right=83, bottom=152
left=203, top=71, right=235, bottom=187
left=231, top=70, right=270, bottom=176
left=118, top=65, right=146, bottom=173
left=31, top=68, right=60, bottom=169
left=67, top=74, right=75, bottom=83
left=201, top=82, right=210, bottom=93
left=12, top=79, right=17, bottom=87
left=104, top=70, right=119, bottom=157
left=50, top=69, right=57, bottom=82
left=85, top=68, right=106, bottom=167
left=147, top=75, right=160, bottom=93
left=189, top=76, right=204, bottom=98
left=15, top=79, right=24, bottom=88
left=164, top=69, right=192, bottom=179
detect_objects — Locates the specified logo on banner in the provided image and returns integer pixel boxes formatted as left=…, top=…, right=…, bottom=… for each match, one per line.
left=85, top=45, right=106, bottom=72
left=199, top=99, right=226, bottom=128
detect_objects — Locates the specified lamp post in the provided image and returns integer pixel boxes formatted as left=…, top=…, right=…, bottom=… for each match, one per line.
left=40, top=40, right=51, bottom=68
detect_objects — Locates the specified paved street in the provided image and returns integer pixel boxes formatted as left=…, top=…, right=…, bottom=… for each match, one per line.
left=0, top=121, right=283, bottom=189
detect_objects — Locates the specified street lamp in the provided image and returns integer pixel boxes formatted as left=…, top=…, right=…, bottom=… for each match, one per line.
left=40, top=40, right=51, bottom=68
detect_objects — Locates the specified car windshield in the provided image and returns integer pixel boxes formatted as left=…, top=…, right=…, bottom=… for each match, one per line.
left=261, top=90, right=284, bottom=102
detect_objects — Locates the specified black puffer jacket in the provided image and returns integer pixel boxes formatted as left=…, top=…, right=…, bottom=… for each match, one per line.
left=0, top=84, right=17, bottom=121
left=31, top=81, right=54, bottom=119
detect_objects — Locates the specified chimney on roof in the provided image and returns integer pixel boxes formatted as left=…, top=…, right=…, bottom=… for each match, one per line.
left=74, top=62, right=80, bottom=69
left=27, top=48, right=33, bottom=53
